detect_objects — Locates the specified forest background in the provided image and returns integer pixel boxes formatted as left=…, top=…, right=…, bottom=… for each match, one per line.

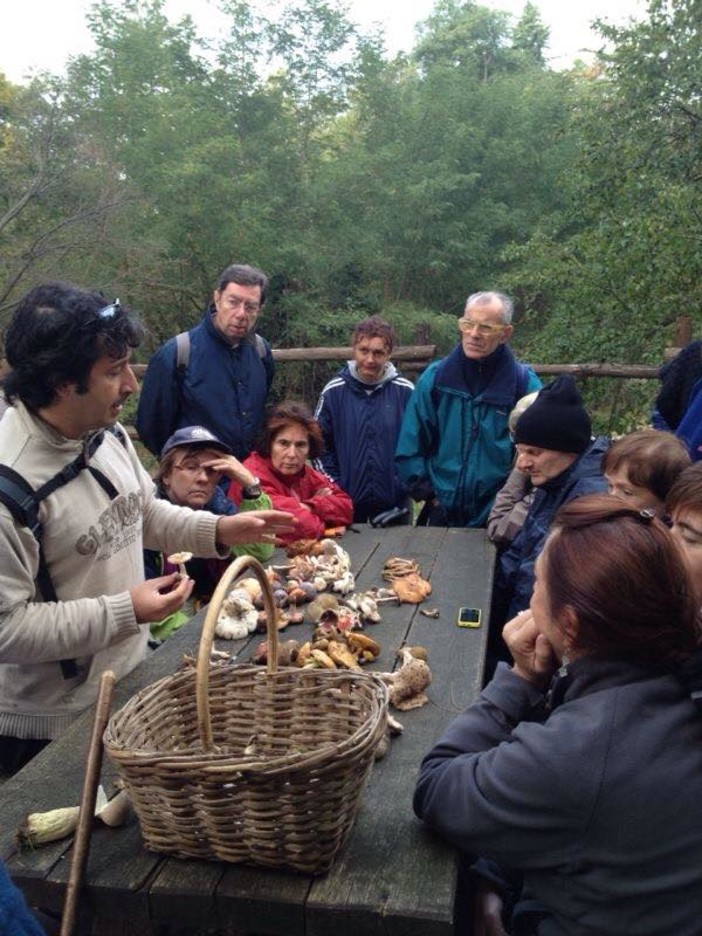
left=1, top=0, right=700, bottom=432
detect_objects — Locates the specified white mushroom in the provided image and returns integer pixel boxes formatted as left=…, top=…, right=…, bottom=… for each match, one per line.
left=216, top=588, right=258, bottom=639
left=167, top=551, right=193, bottom=577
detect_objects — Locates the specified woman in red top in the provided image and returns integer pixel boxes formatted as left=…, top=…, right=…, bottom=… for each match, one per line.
left=232, top=401, right=353, bottom=544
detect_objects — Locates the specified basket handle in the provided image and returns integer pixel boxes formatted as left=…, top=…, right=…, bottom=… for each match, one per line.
left=197, top=554, right=278, bottom=752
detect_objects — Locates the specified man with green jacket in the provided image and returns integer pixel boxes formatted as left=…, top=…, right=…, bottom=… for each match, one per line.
left=395, top=291, right=541, bottom=527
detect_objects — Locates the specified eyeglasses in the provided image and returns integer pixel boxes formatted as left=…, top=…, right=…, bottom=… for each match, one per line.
left=224, top=296, right=261, bottom=316
left=85, top=299, right=122, bottom=328
left=174, top=460, right=221, bottom=478
left=97, top=299, right=121, bottom=320
left=458, top=317, right=507, bottom=336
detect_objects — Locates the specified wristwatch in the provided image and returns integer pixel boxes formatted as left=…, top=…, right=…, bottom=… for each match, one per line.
left=242, top=477, right=262, bottom=499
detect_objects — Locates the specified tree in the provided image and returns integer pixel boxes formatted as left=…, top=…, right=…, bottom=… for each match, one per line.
left=0, top=73, right=131, bottom=325
left=512, top=2, right=549, bottom=65
left=509, top=0, right=702, bottom=429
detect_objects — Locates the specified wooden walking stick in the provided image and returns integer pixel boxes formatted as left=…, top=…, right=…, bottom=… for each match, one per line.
left=59, top=669, right=116, bottom=936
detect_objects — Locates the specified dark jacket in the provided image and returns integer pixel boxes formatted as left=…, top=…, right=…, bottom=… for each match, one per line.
left=655, top=339, right=702, bottom=430
left=395, top=343, right=541, bottom=527
left=135, top=308, right=274, bottom=459
left=497, top=436, right=609, bottom=618
left=314, top=362, right=414, bottom=522
left=0, top=860, right=45, bottom=936
left=414, top=658, right=702, bottom=935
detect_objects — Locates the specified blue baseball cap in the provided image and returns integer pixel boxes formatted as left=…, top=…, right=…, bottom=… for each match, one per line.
left=160, top=426, right=232, bottom=458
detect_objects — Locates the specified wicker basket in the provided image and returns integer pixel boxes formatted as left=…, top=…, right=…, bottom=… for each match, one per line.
left=104, top=554, right=389, bottom=873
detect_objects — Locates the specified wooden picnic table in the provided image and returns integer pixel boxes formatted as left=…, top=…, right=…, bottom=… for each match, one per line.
left=1, top=524, right=494, bottom=935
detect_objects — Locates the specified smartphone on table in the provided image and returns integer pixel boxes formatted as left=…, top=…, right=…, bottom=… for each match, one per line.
left=456, top=607, right=481, bottom=628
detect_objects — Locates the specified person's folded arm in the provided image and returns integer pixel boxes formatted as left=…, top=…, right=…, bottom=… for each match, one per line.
left=413, top=665, right=603, bottom=869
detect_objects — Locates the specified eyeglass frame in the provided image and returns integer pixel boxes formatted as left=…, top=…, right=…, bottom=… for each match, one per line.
left=220, top=295, right=261, bottom=316
left=94, top=299, right=122, bottom=321
left=457, top=317, right=508, bottom=336
left=172, top=458, right=223, bottom=479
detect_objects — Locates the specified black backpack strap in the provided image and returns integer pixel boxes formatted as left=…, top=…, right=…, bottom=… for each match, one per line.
left=108, top=424, right=128, bottom=448
left=0, top=432, right=110, bottom=680
left=32, top=432, right=104, bottom=504
left=175, top=331, right=190, bottom=380
left=0, top=466, right=77, bottom=678
left=87, top=467, right=119, bottom=500
left=0, top=467, right=43, bottom=538
left=171, top=332, right=190, bottom=434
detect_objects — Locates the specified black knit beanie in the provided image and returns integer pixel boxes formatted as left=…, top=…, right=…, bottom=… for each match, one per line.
left=513, top=375, right=591, bottom=454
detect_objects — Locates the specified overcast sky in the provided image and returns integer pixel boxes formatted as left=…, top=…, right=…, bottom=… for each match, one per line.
left=1, top=0, right=646, bottom=84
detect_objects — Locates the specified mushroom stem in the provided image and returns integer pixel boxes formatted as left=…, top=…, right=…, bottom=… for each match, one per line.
left=167, top=551, right=193, bottom=577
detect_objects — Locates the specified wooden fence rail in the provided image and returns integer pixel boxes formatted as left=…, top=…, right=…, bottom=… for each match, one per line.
left=129, top=349, right=660, bottom=381
left=129, top=344, right=438, bottom=379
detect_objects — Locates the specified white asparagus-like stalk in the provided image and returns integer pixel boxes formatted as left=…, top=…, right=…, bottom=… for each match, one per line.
left=17, top=806, right=81, bottom=847
left=16, top=784, right=133, bottom=848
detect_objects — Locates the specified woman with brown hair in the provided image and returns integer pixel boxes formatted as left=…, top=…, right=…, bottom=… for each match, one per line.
left=232, top=401, right=353, bottom=545
left=414, top=494, right=702, bottom=935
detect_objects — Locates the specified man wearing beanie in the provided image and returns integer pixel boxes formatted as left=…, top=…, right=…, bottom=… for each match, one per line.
left=395, top=291, right=541, bottom=527
left=487, top=375, right=610, bottom=675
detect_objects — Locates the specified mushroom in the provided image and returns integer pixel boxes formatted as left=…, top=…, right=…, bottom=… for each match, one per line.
left=167, top=551, right=192, bottom=577
left=377, top=647, right=432, bottom=710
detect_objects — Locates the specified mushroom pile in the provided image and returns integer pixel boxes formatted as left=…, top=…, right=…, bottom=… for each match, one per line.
left=214, top=540, right=385, bottom=636
left=252, top=624, right=382, bottom=670
left=280, top=538, right=356, bottom=595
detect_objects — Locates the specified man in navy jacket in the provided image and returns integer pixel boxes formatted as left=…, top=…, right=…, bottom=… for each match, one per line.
left=314, top=316, right=414, bottom=524
left=136, top=263, right=274, bottom=460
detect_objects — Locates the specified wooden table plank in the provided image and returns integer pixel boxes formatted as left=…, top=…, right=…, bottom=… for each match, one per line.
left=3, top=526, right=494, bottom=934
left=305, top=527, right=492, bottom=936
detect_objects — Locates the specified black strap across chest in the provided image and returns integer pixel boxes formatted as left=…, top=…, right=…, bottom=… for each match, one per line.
left=0, top=430, right=122, bottom=678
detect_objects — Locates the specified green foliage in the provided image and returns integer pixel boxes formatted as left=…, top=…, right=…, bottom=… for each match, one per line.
left=512, top=0, right=702, bottom=361
left=512, top=3, right=550, bottom=65
left=3, top=0, right=698, bottom=434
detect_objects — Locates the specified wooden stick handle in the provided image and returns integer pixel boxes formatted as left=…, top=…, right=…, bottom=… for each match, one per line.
left=60, top=669, right=116, bottom=936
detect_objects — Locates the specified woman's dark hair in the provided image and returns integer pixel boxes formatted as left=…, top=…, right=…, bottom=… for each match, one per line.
left=544, top=494, right=699, bottom=670
left=2, top=281, right=143, bottom=409
left=255, top=400, right=324, bottom=460
left=602, top=428, right=690, bottom=502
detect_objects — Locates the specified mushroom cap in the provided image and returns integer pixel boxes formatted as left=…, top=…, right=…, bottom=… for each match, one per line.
left=167, top=551, right=193, bottom=565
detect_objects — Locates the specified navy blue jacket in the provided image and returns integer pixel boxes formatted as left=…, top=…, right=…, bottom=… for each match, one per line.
left=136, top=308, right=274, bottom=458
left=314, top=362, right=414, bottom=522
left=0, top=860, right=45, bottom=935
left=497, top=436, right=609, bottom=618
